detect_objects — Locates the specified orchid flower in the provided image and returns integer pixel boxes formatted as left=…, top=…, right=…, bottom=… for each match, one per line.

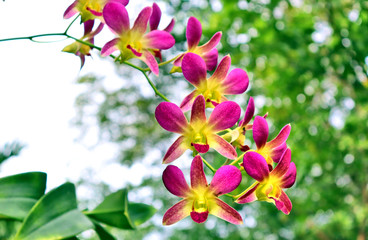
left=221, top=97, right=255, bottom=151
left=100, top=2, right=175, bottom=75
left=64, top=0, right=129, bottom=22
left=62, top=20, right=104, bottom=68
left=155, top=95, right=240, bottom=163
left=149, top=3, right=175, bottom=61
left=235, top=149, right=296, bottom=214
left=173, top=17, right=222, bottom=71
left=252, top=116, right=291, bottom=169
left=163, top=155, right=243, bottom=225
left=180, top=53, right=249, bottom=111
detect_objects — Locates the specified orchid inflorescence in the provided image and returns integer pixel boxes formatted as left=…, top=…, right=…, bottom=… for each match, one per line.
left=62, top=0, right=297, bottom=226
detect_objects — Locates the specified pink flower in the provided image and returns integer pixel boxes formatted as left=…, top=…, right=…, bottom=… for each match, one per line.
left=62, top=20, right=103, bottom=68
left=64, top=0, right=129, bottom=22
left=162, top=155, right=243, bottom=225
left=155, top=95, right=240, bottom=163
left=173, top=17, right=222, bottom=71
left=252, top=116, right=291, bottom=168
left=236, top=149, right=296, bottom=215
left=100, top=2, right=175, bottom=75
left=179, top=53, right=249, bottom=111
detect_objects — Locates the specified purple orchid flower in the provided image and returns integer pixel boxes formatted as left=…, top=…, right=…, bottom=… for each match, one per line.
left=173, top=17, right=222, bottom=71
left=100, top=2, right=175, bottom=75
left=163, top=155, right=243, bottom=225
left=155, top=95, right=240, bottom=164
left=62, top=20, right=104, bottom=68
left=252, top=116, right=291, bottom=169
left=180, top=53, right=249, bottom=111
left=64, top=0, right=129, bottom=22
left=236, top=149, right=296, bottom=215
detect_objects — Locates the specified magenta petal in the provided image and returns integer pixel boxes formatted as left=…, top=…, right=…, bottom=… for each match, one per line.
left=270, top=142, right=287, bottom=163
left=210, top=198, right=243, bottom=225
left=164, top=18, right=175, bottom=32
left=110, top=0, right=129, bottom=5
left=173, top=53, right=184, bottom=67
left=208, top=134, right=237, bottom=159
left=103, top=2, right=130, bottom=35
left=132, top=6, right=152, bottom=35
left=163, top=136, right=188, bottom=164
left=190, top=95, right=206, bottom=124
left=210, top=165, right=241, bottom=196
left=267, top=124, right=291, bottom=149
left=271, top=148, right=291, bottom=178
left=127, top=45, right=142, bottom=57
left=253, top=116, right=269, bottom=149
left=163, top=165, right=191, bottom=198
left=274, top=191, right=292, bottom=214
left=182, top=53, right=207, bottom=87
left=198, top=31, right=222, bottom=52
left=101, top=38, right=120, bottom=56
left=193, top=143, right=209, bottom=153
left=190, top=211, right=208, bottom=223
left=210, top=55, right=230, bottom=82
left=150, top=3, right=161, bottom=30
left=235, top=183, right=259, bottom=204
left=186, top=17, right=202, bottom=50
left=243, top=151, right=269, bottom=182
left=239, top=97, right=255, bottom=127
left=144, top=30, right=175, bottom=50
left=163, top=199, right=192, bottom=225
left=140, top=50, right=159, bottom=75
left=208, top=101, right=241, bottom=132
left=87, top=8, right=103, bottom=17
left=280, top=162, right=297, bottom=188
left=180, top=90, right=198, bottom=112
left=63, top=1, right=78, bottom=19
left=222, top=68, right=249, bottom=95
left=155, top=102, right=188, bottom=134
left=190, top=155, right=208, bottom=189
left=201, top=48, right=218, bottom=71
left=83, top=20, right=94, bottom=36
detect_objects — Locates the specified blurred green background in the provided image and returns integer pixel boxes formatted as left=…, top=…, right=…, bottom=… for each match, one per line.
left=2, top=0, right=368, bottom=239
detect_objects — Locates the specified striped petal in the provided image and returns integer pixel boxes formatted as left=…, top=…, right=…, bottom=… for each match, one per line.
left=190, top=155, right=208, bottom=189
left=197, top=31, right=222, bottom=53
left=180, top=90, right=198, bottom=112
left=190, top=95, right=206, bottom=124
left=144, top=30, right=175, bottom=50
left=182, top=53, right=207, bottom=87
left=274, top=191, right=292, bottom=215
left=253, top=116, right=269, bottom=149
left=132, top=7, right=152, bottom=35
left=209, top=55, right=230, bottom=83
left=208, top=134, right=237, bottom=159
left=163, top=199, right=192, bottom=225
left=140, top=50, right=159, bottom=75
left=210, top=165, right=242, bottom=196
left=201, top=48, right=218, bottom=71
left=193, top=143, right=209, bottom=153
left=235, top=183, right=259, bottom=204
left=270, top=142, right=287, bottom=163
left=155, top=102, right=189, bottom=134
left=103, top=2, right=130, bottom=35
left=163, top=136, right=189, bottom=164
left=239, top=97, right=255, bottom=127
left=271, top=148, right=291, bottom=179
left=186, top=17, right=202, bottom=50
left=267, top=124, right=291, bottom=149
left=243, top=151, right=269, bottom=182
left=280, top=162, right=297, bottom=188
left=164, top=18, right=175, bottom=32
left=209, top=198, right=243, bottom=225
left=222, top=68, right=249, bottom=95
left=150, top=3, right=161, bottom=30
left=208, top=101, right=240, bottom=132
left=163, top=165, right=191, bottom=198
left=101, top=38, right=120, bottom=56
left=63, top=1, right=78, bottom=19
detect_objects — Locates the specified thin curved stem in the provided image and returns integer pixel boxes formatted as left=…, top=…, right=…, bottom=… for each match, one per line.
left=233, top=181, right=258, bottom=199
left=142, top=55, right=178, bottom=72
left=202, top=157, right=216, bottom=174
left=0, top=33, right=66, bottom=43
left=64, top=15, right=80, bottom=34
left=230, top=152, right=246, bottom=166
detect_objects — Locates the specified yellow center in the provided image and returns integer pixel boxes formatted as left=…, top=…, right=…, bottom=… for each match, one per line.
left=191, top=187, right=214, bottom=213
left=256, top=147, right=273, bottom=166
left=118, top=31, right=145, bottom=61
left=77, top=0, right=107, bottom=21
left=256, top=176, right=282, bottom=202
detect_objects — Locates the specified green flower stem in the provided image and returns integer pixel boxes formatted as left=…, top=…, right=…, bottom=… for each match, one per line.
left=233, top=181, right=258, bottom=200
left=142, top=55, right=179, bottom=72
left=0, top=33, right=67, bottom=43
left=64, top=15, right=80, bottom=34
left=230, top=152, right=246, bottom=166
left=202, top=157, right=216, bottom=174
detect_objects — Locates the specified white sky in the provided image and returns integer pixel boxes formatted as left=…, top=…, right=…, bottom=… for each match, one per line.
left=0, top=1, right=161, bottom=193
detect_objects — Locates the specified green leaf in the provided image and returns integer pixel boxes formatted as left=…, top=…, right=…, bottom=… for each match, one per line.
left=0, top=172, right=46, bottom=220
left=85, top=189, right=135, bottom=230
left=14, top=183, right=93, bottom=240
left=93, top=221, right=116, bottom=240
left=128, top=203, right=156, bottom=226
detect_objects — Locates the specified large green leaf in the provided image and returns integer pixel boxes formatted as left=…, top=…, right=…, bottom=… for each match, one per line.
left=128, top=203, right=156, bottom=226
left=85, top=189, right=135, bottom=229
left=93, top=221, right=116, bottom=240
left=13, top=183, right=93, bottom=240
left=0, top=172, right=46, bottom=220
